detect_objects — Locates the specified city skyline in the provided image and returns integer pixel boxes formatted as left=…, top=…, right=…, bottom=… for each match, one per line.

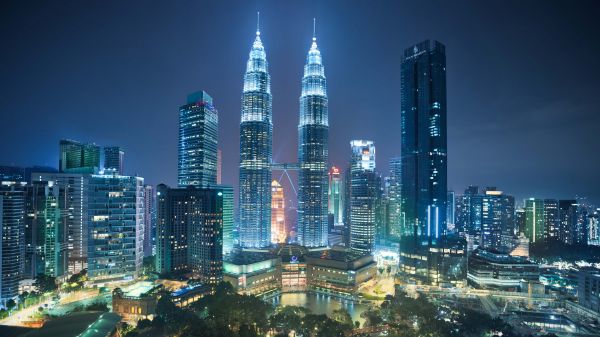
left=1, top=1, right=600, bottom=206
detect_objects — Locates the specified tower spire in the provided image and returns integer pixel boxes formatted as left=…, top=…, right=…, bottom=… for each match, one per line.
left=256, top=11, right=260, bottom=36
left=313, top=18, right=316, bottom=41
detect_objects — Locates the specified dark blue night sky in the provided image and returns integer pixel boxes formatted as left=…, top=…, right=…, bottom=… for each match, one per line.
left=1, top=0, right=599, bottom=204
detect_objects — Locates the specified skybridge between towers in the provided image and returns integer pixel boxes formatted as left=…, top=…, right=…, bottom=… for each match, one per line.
left=271, top=162, right=299, bottom=196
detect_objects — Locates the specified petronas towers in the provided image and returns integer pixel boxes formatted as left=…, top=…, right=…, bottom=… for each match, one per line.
left=238, top=16, right=329, bottom=248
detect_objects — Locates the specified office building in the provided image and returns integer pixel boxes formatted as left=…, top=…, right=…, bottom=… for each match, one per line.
left=34, top=172, right=90, bottom=273
left=0, top=182, right=25, bottom=308
left=24, top=181, right=67, bottom=278
left=104, top=146, right=124, bottom=175
left=59, top=139, right=100, bottom=174
left=142, top=184, right=154, bottom=257
left=297, top=27, right=329, bottom=248
left=447, top=191, right=455, bottom=230
left=271, top=180, right=286, bottom=244
left=398, top=40, right=450, bottom=284
left=468, top=249, right=539, bottom=291
left=156, top=184, right=232, bottom=284
left=387, top=157, right=402, bottom=241
left=480, top=189, right=515, bottom=251
left=328, top=166, right=343, bottom=228
left=349, top=140, right=378, bottom=255
left=525, top=198, right=545, bottom=243
left=543, top=199, right=559, bottom=238
left=178, top=91, right=218, bottom=187
left=578, top=267, right=600, bottom=313
left=87, top=173, right=144, bottom=283
left=238, top=20, right=273, bottom=248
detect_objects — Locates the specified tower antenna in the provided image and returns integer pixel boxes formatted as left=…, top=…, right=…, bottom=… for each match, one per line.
left=313, top=18, right=316, bottom=41
left=257, top=11, right=260, bottom=35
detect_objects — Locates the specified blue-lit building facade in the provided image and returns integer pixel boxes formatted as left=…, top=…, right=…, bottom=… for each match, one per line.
left=104, top=146, right=124, bottom=175
left=239, top=26, right=273, bottom=249
left=87, top=173, right=144, bottom=283
left=0, top=182, right=25, bottom=308
left=298, top=33, right=329, bottom=248
left=399, top=40, right=451, bottom=285
left=156, top=184, right=232, bottom=284
left=178, top=91, right=218, bottom=187
left=349, top=140, right=378, bottom=255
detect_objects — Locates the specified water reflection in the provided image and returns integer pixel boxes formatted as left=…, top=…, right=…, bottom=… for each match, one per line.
left=270, top=292, right=371, bottom=324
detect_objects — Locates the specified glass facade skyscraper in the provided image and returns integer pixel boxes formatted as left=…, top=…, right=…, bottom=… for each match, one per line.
left=35, top=172, right=90, bottom=273
left=399, top=40, right=448, bottom=284
left=59, top=139, right=100, bottom=174
left=0, top=182, right=25, bottom=307
left=104, top=146, right=124, bottom=175
left=87, top=173, right=144, bottom=283
left=349, top=140, right=377, bottom=255
left=387, top=157, right=402, bottom=241
left=178, top=91, right=218, bottom=187
left=525, top=198, right=545, bottom=243
left=239, top=24, right=273, bottom=248
left=328, top=167, right=343, bottom=227
left=155, top=184, right=231, bottom=284
left=298, top=32, right=329, bottom=248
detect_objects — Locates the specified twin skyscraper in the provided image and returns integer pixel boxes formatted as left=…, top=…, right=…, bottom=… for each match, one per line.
left=239, top=15, right=329, bottom=249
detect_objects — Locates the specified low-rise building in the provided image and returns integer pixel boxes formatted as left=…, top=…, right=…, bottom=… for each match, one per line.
left=112, top=281, right=162, bottom=320
left=305, top=248, right=376, bottom=298
left=223, top=251, right=281, bottom=297
left=578, top=267, right=600, bottom=313
left=275, top=244, right=308, bottom=292
left=467, top=249, right=539, bottom=291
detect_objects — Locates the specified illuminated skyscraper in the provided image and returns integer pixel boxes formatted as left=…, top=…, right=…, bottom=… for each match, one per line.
left=0, top=182, right=25, bottom=307
left=399, top=40, right=448, bottom=284
left=349, top=140, right=377, bottom=255
left=328, top=167, right=343, bottom=226
left=239, top=16, right=273, bottom=248
left=178, top=91, right=218, bottom=187
left=271, top=180, right=286, bottom=244
left=525, top=198, right=545, bottom=243
left=59, top=139, right=100, bottom=174
left=104, top=146, right=124, bottom=175
left=298, top=21, right=329, bottom=248
left=387, top=157, right=402, bottom=241
left=155, top=184, right=230, bottom=284
left=87, top=173, right=144, bottom=283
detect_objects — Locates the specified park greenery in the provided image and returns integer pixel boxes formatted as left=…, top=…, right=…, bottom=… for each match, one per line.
left=120, top=281, right=553, bottom=337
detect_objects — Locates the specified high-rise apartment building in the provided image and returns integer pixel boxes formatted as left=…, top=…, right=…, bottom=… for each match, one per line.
left=104, top=146, right=124, bottom=175
left=349, top=140, right=377, bottom=255
left=156, top=184, right=232, bottom=284
left=87, top=173, right=144, bottom=283
left=142, top=184, right=154, bottom=257
left=297, top=28, right=329, bottom=248
left=238, top=22, right=273, bottom=248
left=59, top=139, right=100, bottom=174
left=178, top=91, right=218, bottom=187
left=0, top=182, right=26, bottom=307
left=271, top=180, right=286, bottom=244
left=480, top=189, right=515, bottom=251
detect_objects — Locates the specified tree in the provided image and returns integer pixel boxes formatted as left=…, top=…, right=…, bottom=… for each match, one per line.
left=34, top=274, right=58, bottom=293
left=6, top=299, right=16, bottom=311
left=331, top=308, right=353, bottom=326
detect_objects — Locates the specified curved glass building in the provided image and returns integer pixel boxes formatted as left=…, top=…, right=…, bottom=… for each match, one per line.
left=238, top=24, right=273, bottom=248
left=297, top=31, right=329, bottom=248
